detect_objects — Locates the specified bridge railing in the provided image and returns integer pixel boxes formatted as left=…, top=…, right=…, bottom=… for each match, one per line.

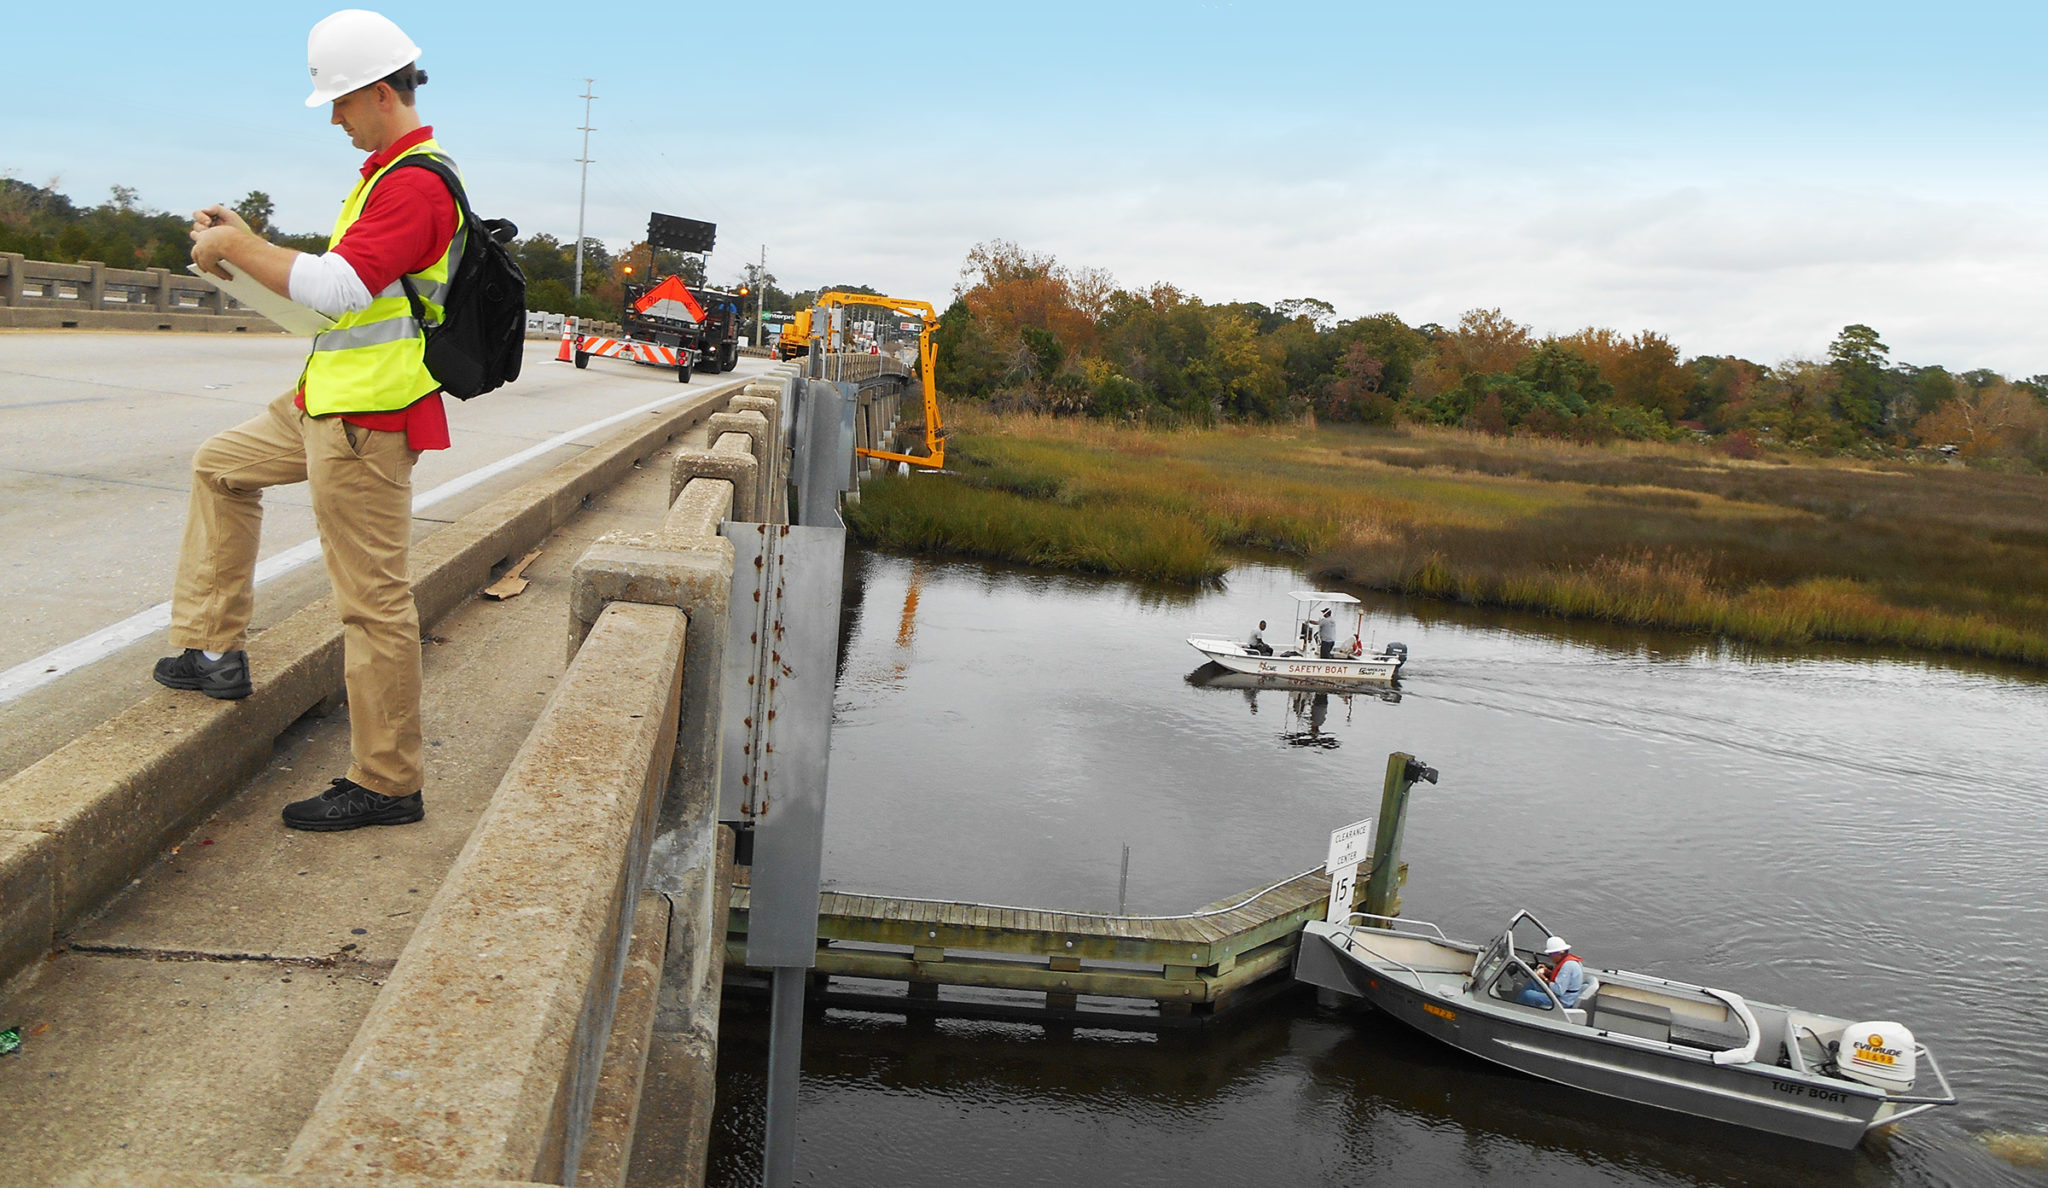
left=281, top=365, right=803, bottom=1183
left=0, top=251, right=286, bottom=331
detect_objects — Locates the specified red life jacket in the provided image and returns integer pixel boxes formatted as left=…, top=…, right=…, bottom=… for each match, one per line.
left=1544, top=952, right=1580, bottom=980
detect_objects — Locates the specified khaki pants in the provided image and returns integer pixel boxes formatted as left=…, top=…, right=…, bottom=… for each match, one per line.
left=171, top=391, right=424, bottom=796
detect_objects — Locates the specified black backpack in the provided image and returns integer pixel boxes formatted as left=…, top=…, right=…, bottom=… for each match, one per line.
left=384, top=154, right=526, bottom=400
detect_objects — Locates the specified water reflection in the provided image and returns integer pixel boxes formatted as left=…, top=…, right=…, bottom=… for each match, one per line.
left=1182, top=664, right=1408, bottom=750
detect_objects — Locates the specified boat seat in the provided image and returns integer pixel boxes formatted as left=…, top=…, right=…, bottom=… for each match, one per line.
left=1562, top=975, right=1599, bottom=1026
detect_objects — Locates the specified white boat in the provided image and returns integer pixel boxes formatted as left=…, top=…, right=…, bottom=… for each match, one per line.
left=1188, top=591, right=1407, bottom=683
left=1294, top=909, right=1957, bottom=1149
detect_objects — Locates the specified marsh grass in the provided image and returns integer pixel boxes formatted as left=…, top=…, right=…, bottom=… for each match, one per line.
left=843, top=411, right=2048, bottom=664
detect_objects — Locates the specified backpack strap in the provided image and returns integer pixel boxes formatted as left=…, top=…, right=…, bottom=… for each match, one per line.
left=373, top=154, right=477, bottom=332
left=373, top=153, right=519, bottom=331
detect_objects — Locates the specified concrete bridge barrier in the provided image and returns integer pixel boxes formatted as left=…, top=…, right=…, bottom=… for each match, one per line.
left=285, top=368, right=798, bottom=1183
left=0, top=252, right=284, bottom=333
left=554, top=363, right=799, bottom=1179
left=284, top=598, right=686, bottom=1182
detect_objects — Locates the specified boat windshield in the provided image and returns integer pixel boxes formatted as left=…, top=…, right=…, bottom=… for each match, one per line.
left=1470, top=930, right=1513, bottom=993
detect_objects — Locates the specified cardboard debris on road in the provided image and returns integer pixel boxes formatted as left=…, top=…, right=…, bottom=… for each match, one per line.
left=482, top=549, right=543, bottom=600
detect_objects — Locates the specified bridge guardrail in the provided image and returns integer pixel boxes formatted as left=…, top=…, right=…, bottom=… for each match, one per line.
left=285, top=367, right=801, bottom=1182
left=0, top=251, right=282, bottom=332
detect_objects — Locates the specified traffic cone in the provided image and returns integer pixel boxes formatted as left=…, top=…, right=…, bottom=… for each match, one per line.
left=555, top=316, right=578, bottom=362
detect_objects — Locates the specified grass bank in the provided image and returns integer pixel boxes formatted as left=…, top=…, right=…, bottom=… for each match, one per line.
left=843, top=410, right=2048, bottom=665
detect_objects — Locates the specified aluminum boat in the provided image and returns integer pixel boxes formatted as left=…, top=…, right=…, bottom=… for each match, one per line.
left=1294, top=909, right=1956, bottom=1148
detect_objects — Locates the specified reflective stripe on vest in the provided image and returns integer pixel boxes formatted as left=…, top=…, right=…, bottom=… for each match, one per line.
left=301, top=138, right=465, bottom=417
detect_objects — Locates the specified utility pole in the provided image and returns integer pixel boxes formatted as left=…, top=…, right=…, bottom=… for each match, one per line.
left=572, top=79, right=597, bottom=300
left=755, top=244, right=766, bottom=347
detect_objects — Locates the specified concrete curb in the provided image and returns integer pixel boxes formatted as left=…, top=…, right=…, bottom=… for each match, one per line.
left=0, top=377, right=747, bottom=988
left=0, top=308, right=284, bottom=333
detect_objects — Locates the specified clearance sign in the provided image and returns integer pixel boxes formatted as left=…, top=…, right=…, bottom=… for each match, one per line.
left=1324, top=816, right=1374, bottom=924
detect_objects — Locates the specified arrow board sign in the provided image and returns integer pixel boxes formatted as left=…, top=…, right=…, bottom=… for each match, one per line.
left=1326, top=817, right=1374, bottom=873
left=632, top=275, right=707, bottom=324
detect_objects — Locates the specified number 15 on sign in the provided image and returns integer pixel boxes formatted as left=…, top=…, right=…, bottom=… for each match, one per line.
left=1324, top=816, right=1372, bottom=924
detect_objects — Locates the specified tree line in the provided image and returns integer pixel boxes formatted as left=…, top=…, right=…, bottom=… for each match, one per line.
left=11, top=180, right=2042, bottom=468
left=935, top=240, right=2048, bottom=470
left=0, top=177, right=825, bottom=329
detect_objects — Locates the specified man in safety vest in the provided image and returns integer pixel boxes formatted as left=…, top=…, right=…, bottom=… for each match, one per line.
left=154, top=10, right=459, bottom=832
left=1516, top=935, right=1586, bottom=1008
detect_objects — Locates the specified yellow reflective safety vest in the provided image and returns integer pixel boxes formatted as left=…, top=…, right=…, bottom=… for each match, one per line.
left=301, top=137, right=465, bottom=417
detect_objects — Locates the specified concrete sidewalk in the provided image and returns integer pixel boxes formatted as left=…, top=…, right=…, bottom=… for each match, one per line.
left=0, top=400, right=736, bottom=1183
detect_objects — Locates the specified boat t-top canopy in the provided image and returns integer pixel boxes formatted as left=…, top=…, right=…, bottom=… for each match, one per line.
left=1289, top=591, right=1361, bottom=605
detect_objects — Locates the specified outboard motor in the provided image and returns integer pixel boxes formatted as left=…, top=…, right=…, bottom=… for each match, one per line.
left=1836, top=1021, right=1917, bottom=1092
left=1384, top=642, right=1409, bottom=667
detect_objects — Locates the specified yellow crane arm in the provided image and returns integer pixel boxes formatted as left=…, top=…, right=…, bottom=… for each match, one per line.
left=817, top=291, right=944, bottom=469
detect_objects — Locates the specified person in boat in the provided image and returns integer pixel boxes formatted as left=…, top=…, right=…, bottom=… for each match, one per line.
left=1246, top=620, right=1273, bottom=656
left=1317, top=608, right=1338, bottom=658
left=1515, top=936, right=1585, bottom=1008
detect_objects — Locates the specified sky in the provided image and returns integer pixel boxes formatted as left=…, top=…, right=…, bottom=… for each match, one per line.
left=10, top=1, right=2048, bottom=374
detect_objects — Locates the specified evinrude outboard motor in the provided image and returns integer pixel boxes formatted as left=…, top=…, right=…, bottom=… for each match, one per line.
left=1384, top=642, right=1409, bottom=668
left=1835, top=1021, right=1918, bottom=1092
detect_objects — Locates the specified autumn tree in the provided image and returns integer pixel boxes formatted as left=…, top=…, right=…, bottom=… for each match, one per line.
left=1413, top=307, right=1533, bottom=399
left=1566, top=327, right=1689, bottom=422
left=1914, top=382, right=2048, bottom=460
left=953, top=239, right=1099, bottom=356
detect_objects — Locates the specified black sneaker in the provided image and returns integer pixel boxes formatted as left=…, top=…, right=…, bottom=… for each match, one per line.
left=282, top=778, right=425, bottom=832
left=153, top=648, right=253, bottom=700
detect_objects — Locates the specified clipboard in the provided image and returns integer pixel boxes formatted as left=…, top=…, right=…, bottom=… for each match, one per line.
left=187, top=261, right=336, bottom=336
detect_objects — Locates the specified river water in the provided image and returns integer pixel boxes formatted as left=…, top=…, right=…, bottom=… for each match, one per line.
left=704, top=550, right=2048, bottom=1187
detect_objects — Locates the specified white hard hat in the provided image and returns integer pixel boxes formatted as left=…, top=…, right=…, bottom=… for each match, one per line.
left=1543, top=936, right=1569, bottom=954
left=305, top=10, right=422, bottom=107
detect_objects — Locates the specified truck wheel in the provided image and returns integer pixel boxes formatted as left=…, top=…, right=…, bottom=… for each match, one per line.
left=721, top=344, right=738, bottom=371
left=573, top=349, right=589, bottom=370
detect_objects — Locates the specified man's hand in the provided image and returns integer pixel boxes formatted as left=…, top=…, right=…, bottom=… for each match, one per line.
left=190, top=205, right=252, bottom=235
left=187, top=210, right=302, bottom=298
left=189, top=224, right=247, bottom=280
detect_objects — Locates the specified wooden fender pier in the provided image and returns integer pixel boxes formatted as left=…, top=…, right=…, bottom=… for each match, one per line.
left=726, top=862, right=1405, bottom=1028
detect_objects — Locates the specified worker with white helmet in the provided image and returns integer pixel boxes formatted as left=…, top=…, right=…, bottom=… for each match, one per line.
left=157, top=10, right=463, bottom=832
left=1515, top=935, right=1586, bottom=1008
